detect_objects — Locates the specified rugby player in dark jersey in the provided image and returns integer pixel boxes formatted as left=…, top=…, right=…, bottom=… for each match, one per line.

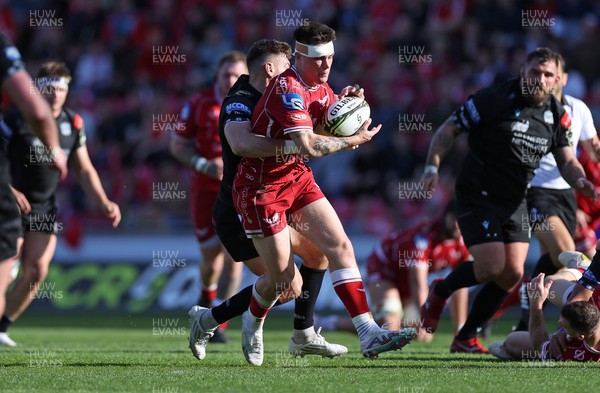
left=419, top=47, right=596, bottom=353
left=189, top=39, right=347, bottom=362
left=0, top=35, right=67, bottom=347
left=0, top=62, right=120, bottom=346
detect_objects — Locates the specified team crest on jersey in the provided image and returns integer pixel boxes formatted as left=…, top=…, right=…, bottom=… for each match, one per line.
left=180, top=103, right=190, bottom=121
left=511, top=120, right=529, bottom=133
left=282, top=93, right=304, bottom=111
left=543, top=110, right=554, bottom=124
left=59, top=121, right=72, bottom=136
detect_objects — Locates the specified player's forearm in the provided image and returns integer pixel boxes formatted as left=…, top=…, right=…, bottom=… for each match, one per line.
left=409, top=268, right=429, bottom=307
left=558, top=159, right=587, bottom=189
left=169, top=137, right=201, bottom=169
left=581, top=138, right=600, bottom=163
left=528, top=306, right=550, bottom=352
left=425, top=118, right=458, bottom=168
left=225, top=124, right=285, bottom=158
left=290, top=131, right=353, bottom=158
left=76, top=167, right=110, bottom=208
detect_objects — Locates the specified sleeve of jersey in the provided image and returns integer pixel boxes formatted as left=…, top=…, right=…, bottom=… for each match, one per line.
left=173, top=102, right=195, bottom=140
left=223, top=97, right=253, bottom=125
left=579, top=102, right=597, bottom=141
left=410, top=234, right=431, bottom=269
left=451, top=90, right=491, bottom=133
left=268, top=79, right=313, bottom=135
left=0, top=34, right=25, bottom=84
left=73, top=113, right=87, bottom=149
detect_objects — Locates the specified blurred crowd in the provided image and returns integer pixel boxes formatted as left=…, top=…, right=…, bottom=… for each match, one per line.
left=3, top=0, right=600, bottom=240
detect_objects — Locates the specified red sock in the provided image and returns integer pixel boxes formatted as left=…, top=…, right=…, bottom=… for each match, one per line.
left=219, top=321, right=229, bottom=330
left=200, top=285, right=217, bottom=307
left=248, top=285, right=275, bottom=319
left=331, top=268, right=370, bottom=318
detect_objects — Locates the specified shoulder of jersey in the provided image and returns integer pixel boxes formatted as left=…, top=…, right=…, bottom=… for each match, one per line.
left=63, top=107, right=84, bottom=129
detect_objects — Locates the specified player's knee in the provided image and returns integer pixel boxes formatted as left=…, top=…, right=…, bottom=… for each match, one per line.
left=476, top=264, right=504, bottom=282
left=330, top=237, right=354, bottom=261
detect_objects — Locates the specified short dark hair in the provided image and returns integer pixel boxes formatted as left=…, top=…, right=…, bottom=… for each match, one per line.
left=37, top=61, right=71, bottom=81
left=217, top=50, right=246, bottom=70
left=293, top=21, right=335, bottom=45
left=246, top=39, right=291, bottom=71
left=526, top=47, right=564, bottom=70
left=561, top=301, right=600, bottom=337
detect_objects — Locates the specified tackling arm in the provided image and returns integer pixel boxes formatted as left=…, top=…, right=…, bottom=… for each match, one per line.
left=579, top=136, right=600, bottom=163
left=554, top=146, right=596, bottom=198
left=224, top=121, right=286, bottom=158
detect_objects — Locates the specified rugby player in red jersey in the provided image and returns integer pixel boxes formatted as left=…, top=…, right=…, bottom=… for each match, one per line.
left=170, top=52, right=247, bottom=342
left=232, top=21, right=416, bottom=365
left=489, top=272, right=600, bottom=362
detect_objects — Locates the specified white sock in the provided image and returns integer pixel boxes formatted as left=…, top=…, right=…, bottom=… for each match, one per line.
left=352, top=313, right=379, bottom=341
left=293, top=327, right=316, bottom=343
left=200, top=310, right=219, bottom=331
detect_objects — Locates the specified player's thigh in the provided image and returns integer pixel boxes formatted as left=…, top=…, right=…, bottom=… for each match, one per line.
left=548, top=280, right=575, bottom=307
left=504, top=331, right=534, bottom=359
left=534, top=216, right=575, bottom=265
left=289, top=226, right=328, bottom=270
left=293, top=198, right=354, bottom=261
left=21, top=232, right=56, bottom=271
left=497, top=242, right=529, bottom=290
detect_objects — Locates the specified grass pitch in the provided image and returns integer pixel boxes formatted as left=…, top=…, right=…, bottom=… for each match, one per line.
left=0, top=312, right=598, bottom=393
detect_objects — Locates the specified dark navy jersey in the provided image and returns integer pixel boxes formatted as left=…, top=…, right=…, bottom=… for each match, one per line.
left=453, top=78, right=570, bottom=203
left=5, top=107, right=86, bottom=203
left=217, top=74, right=262, bottom=206
left=0, top=34, right=25, bottom=86
left=0, top=34, right=25, bottom=187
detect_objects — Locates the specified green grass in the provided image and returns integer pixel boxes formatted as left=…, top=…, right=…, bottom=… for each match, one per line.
left=0, top=313, right=598, bottom=393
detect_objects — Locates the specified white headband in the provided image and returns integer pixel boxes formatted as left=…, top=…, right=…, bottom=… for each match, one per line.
left=294, top=41, right=334, bottom=58
left=36, top=76, right=70, bottom=89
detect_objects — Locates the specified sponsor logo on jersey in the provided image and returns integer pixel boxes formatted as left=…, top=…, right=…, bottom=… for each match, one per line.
left=289, top=113, right=308, bottom=121
left=414, top=234, right=429, bottom=251
left=543, top=110, right=554, bottom=124
left=225, top=102, right=251, bottom=115
left=511, top=120, right=530, bottom=132
left=59, top=121, right=72, bottom=136
left=573, top=349, right=586, bottom=361
left=317, top=96, right=329, bottom=106
left=281, top=93, right=304, bottom=111
left=560, top=111, right=571, bottom=129
left=5, top=46, right=21, bottom=61
left=465, top=98, right=480, bottom=124
left=180, top=103, right=190, bottom=121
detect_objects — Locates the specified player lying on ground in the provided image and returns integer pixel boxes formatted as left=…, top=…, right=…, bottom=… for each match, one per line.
left=233, top=21, right=416, bottom=365
left=489, top=266, right=600, bottom=361
left=171, top=52, right=247, bottom=343
left=317, top=202, right=470, bottom=342
left=189, top=39, right=347, bottom=362
left=0, top=62, right=121, bottom=347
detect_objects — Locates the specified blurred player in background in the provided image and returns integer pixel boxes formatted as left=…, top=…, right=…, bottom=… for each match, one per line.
left=0, top=34, right=67, bottom=347
left=232, top=21, right=415, bottom=365
left=318, top=203, right=470, bottom=342
left=512, top=54, right=600, bottom=332
left=189, top=39, right=347, bottom=362
left=0, top=61, right=120, bottom=346
left=170, top=52, right=247, bottom=343
left=420, top=47, right=595, bottom=353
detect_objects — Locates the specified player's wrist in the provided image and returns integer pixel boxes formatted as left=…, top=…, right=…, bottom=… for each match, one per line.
left=424, top=165, right=438, bottom=175
left=191, top=155, right=208, bottom=174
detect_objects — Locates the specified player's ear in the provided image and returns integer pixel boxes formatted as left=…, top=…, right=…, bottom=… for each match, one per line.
left=264, top=61, right=274, bottom=77
left=562, top=72, right=569, bottom=87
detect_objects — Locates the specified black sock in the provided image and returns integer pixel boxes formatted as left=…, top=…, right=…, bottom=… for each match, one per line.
left=294, top=265, right=326, bottom=330
left=0, top=315, right=13, bottom=333
left=515, top=253, right=557, bottom=330
left=210, top=285, right=283, bottom=324
left=457, top=282, right=508, bottom=340
left=435, top=261, right=479, bottom=299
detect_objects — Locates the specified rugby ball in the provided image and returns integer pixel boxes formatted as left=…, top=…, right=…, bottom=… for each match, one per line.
left=323, top=96, right=370, bottom=137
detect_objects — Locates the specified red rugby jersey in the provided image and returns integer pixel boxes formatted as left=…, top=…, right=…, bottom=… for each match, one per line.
left=239, top=66, right=335, bottom=183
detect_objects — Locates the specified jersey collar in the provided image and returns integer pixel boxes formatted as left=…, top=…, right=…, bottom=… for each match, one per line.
left=291, top=66, right=320, bottom=91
